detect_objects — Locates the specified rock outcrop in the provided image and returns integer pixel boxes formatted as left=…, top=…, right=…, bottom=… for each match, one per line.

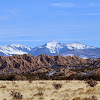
left=0, top=54, right=96, bottom=74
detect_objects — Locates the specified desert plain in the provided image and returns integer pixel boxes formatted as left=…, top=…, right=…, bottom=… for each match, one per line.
left=0, top=80, right=99, bottom=100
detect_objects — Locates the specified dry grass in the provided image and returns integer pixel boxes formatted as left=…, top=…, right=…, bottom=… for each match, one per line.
left=0, top=80, right=99, bottom=100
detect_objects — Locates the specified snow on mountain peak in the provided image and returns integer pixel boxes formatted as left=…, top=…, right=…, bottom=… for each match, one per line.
left=43, top=41, right=96, bottom=53
left=46, top=41, right=58, bottom=47
left=0, top=46, right=27, bottom=56
left=0, top=44, right=32, bottom=56
left=67, top=42, right=95, bottom=50
left=9, top=44, right=31, bottom=51
left=45, top=41, right=63, bottom=53
left=10, top=44, right=23, bottom=47
left=0, top=41, right=98, bottom=58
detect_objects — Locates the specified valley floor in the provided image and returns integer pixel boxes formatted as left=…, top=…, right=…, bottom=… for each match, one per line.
left=0, top=80, right=100, bottom=100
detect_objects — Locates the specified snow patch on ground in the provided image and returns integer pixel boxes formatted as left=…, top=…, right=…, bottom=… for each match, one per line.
left=79, top=55, right=88, bottom=59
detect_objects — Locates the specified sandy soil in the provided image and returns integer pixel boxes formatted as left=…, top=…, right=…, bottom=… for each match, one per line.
left=0, top=80, right=99, bottom=100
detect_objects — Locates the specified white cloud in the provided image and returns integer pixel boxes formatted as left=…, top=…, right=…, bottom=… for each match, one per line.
left=7, top=9, right=22, bottom=16
left=3, top=40, right=45, bottom=42
left=0, top=16, right=8, bottom=21
left=88, top=3, right=100, bottom=7
left=82, top=13, right=100, bottom=16
left=0, top=9, right=22, bottom=21
left=51, top=2, right=100, bottom=8
left=88, top=3, right=96, bottom=7
left=51, top=3, right=76, bottom=8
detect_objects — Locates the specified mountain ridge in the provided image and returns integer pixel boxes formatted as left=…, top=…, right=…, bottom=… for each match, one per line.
left=0, top=53, right=99, bottom=75
left=0, top=41, right=99, bottom=58
left=0, top=54, right=88, bottom=74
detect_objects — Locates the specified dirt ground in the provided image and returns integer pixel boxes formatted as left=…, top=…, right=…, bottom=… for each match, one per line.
left=0, top=80, right=99, bottom=100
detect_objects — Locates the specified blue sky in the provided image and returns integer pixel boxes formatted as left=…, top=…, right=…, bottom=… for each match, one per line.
left=0, top=0, right=100, bottom=47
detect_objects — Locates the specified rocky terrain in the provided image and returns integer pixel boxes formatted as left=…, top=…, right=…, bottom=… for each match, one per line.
left=0, top=54, right=87, bottom=74
left=0, top=54, right=99, bottom=80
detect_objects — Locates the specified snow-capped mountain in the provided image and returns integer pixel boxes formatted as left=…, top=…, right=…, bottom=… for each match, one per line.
left=0, top=44, right=31, bottom=56
left=34, top=41, right=95, bottom=53
left=0, top=41, right=99, bottom=58
left=30, top=41, right=97, bottom=57
left=45, top=41, right=63, bottom=53
left=43, top=41, right=68, bottom=53
left=9, top=44, right=31, bottom=51
left=66, top=42, right=95, bottom=50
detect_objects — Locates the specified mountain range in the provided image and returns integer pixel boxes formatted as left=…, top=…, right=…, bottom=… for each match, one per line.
left=0, top=41, right=100, bottom=58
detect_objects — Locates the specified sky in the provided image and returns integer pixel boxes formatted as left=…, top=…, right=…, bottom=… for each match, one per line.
left=0, top=0, right=100, bottom=47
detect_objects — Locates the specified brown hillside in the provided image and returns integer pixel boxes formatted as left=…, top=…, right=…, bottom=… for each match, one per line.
left=0, top=54, right=90, bottom=74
